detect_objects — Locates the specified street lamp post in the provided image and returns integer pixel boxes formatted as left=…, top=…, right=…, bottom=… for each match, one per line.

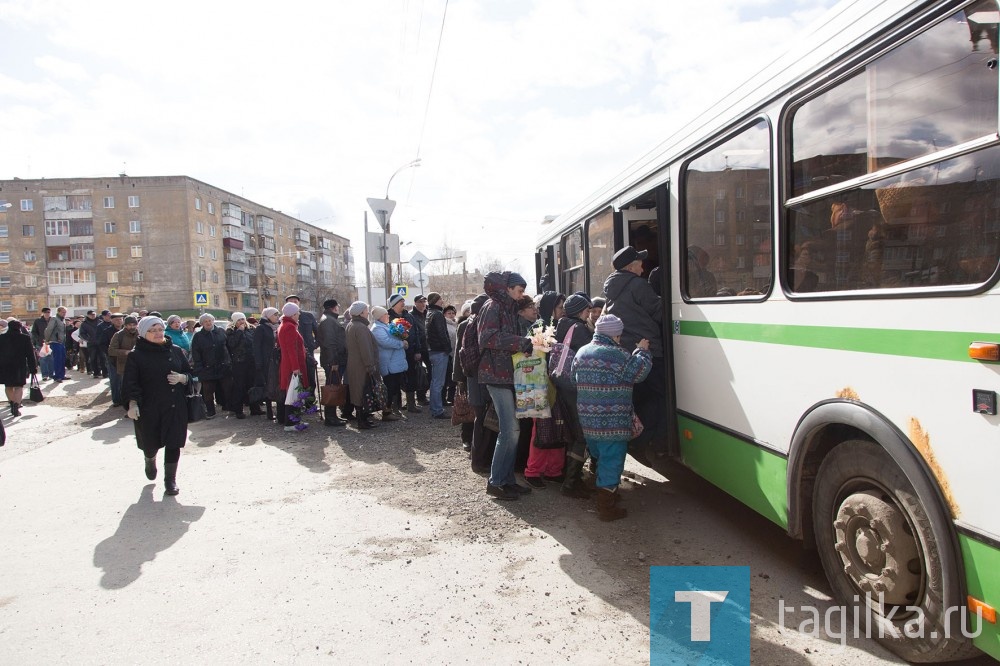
left=369, top=158, right=421, bottom=304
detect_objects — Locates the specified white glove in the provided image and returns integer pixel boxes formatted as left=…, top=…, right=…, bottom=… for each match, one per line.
left=127, top=401, right=140, bottom=420
left=167, top=371, right=188, bottom=385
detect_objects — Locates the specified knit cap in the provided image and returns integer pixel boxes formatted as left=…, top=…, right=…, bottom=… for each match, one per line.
left=594, top=314, right=624, bottom=337
left=564, top=293, right=592, bottom=318
left=371, top=306, right=388, bottom=320
left=137, top=316, right=164, bottom=337
left=349, top=301, right=368, bottom=316
left=506, top=272, right=527, bottom=288
left=281, top=302, right=299, bottom=317
left=231, top=312, right=247, bottom=323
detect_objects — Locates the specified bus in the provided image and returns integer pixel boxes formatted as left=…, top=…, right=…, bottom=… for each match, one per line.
left=535, top=0, right=1000, bottom=662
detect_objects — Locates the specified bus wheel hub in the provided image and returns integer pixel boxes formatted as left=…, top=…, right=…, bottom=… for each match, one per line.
left=832, top=491, right=921, bottom=607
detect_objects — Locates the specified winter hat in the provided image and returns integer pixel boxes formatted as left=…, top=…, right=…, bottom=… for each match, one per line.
left=261, top=307, right=280, bottom=320
left=166, top=314, right=182, bottom=327
left=349, top=301, right=368, bottom=316
left=198, top=313, right=215, bottom=324
left=470, top=293, right=489, bottom=315
left=506, top=272, right=527, bottom=288
left=371, top=306, right=388, bottom=321
left=124, top=315, right=139, bottom=326
left=231, top=312, right=247, bottom=324
left=281, top=302, right=300, bottom=317
left=564, top=293, right=592, bottom=318
left=388, top=294, right=405, bottom=308
left=594, top=314, right=624, bottom=337
left=460, top=299, right=473, bottom=317
left=137, top=316, right=164, bottom=337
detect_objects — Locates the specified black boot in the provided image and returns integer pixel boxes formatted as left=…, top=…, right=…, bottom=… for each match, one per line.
left=561, top=458, right=592, bottom=499
left=10, top=402, right=20, bottom=417
left=164, top=463, right=179, bottom=495
left=144, top=455, right=157, bottom=481
left=406, top=392, right=422, bottom=413
left=324, top=409, right=346, bottom=426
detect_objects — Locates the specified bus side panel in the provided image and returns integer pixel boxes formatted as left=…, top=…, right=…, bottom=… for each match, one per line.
left=959, top=534, right=1000, bottom=661
left=676, top=414, right=788, bottom=529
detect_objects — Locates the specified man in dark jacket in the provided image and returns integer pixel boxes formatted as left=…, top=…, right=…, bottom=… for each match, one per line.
left=389, top=294, right=425, bottom=413
left=93, top=310, right=113, bottom=378
left=424, top=292, right=451, bottom=419
left=603, top=245, right=666, bottom=456
left=79, top=310, right=102, bottom=377
left=318, top=299, right=347, bottom=426
left=410, top=294, right=431, bottom=405
left=191, top=313, right=231, bottom=418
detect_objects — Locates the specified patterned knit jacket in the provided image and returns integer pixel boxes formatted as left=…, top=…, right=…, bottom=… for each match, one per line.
left=571, top=333, right=652, bottom=444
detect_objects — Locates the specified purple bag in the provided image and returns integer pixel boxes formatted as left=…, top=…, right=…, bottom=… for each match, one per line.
left=547, top=324, right=578, bottom=388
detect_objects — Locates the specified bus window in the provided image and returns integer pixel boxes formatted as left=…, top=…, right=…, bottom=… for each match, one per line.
left=791, top=0, right=1000, bottom=197
left=682, top=119, right=772, bottom=298
left=586, top=208, right=614, bottom=297
left=788, top=146, right=1000, bottom=291
left=560, top=227, right=585, bottom=295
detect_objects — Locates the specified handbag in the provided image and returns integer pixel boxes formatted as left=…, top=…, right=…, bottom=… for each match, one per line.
left=451, top=387, right=475, bottom=425
left=547, top=324, right=578, bottom=388
left=534, top=397, right=573, bottom=449
left=28, top=374, right=44, bottom=403
left=362, top=371, right=387, bottom=413
left=416, top=363, right=429, bottom=393
left=265, top=344, right=282, bottom=402
left=631, top=412, right=644, bottom=439
left=187, top=382, right=206, bottom=423
left=320, top=370, right=347, bottom=407
left=483, top=400, right=500, bottom=432
left=248, top=385, right=266, bottom=403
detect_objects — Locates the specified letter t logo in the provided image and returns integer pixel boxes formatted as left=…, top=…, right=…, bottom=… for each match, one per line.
left=674, top=590, right=729, bottom=641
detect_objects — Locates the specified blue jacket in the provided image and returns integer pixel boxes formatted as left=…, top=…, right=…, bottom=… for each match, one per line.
left=371, top=320, right=408, bottom=376
left=571, top=333, right=652, bottom=444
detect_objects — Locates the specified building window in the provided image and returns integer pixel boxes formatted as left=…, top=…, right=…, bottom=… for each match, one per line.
left=281, top=264, right=286, bottom=274
left=71, top=243, right=94, bottom=261
left=103, top=196, right=115, bottom=209
left=129, top=220, right=141, bottom=233
left=0, top=276, right=9, bottom=288
left=107, top=270, right=119, bottom=283
left=209, top=225, right=216, bottom=237
left=128, top=195, right=140, bottom=208
left=130, top=245, right=142, bottom=258
left=24, top=274, right=38, bottom=287
left=210, top=248, right=217, bottom=260
left=22, top=224, right=34, bottom=237
left=45, top=220, right=69, bottom=236
left=196, top=221, right=204, bottom=234
left=199, top=268, right=207, bottom=282
left=26, top=299, right=37, bottom=311
left=213, top=294, right=219, bottom=306
left=198, top=246, right=205, bottom=258
left=0, top=301, right=10, bottom=313
left=132, top=295, right=144, bottom=308
left=229, top=296, right=237, bottom=308
left=279, top=226, right=284, bottom=237
left=0, top=225, right=6, bottom=238
left=20, top=199, right=32, bottom=211
left=211, top=271, right=219, bottom=283
left=0, top=252, right=8, bottom=263
left=132, top=270, right=144, bottom=282
left=195, top=197, right=201, bottom=211
left=106, top=247, right=118, bottom=259
left=208, top=202, right=215, bottom=214
left=23, top=250, right=36, bottom=262
left=104, top=222, right=116, bottom=233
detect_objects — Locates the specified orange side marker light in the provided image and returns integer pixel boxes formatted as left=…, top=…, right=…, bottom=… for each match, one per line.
left=683, top=429, right=694, bottom=440
left=969, top=342, right=1000, bottom=362
left=968, top=596, right=997, bottom=624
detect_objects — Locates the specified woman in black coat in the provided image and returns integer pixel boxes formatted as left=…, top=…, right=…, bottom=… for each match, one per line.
left=190, top=313, right=231, bottom=418
left=225, top=313, right=257, bottom=419
left=0, top=320, right=38, bottom=417
left=122, top=316, right=193, bottom=495
left=252, top=307, right=280, bottom=421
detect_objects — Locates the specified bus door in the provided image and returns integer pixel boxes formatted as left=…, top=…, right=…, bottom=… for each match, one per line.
left=534, top=245, right=555, bottom=293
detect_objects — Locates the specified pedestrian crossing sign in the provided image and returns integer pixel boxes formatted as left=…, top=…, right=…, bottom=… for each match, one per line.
left=395, top=285, right=407, bottom=298
left=194, top=291, right=210, bottom=307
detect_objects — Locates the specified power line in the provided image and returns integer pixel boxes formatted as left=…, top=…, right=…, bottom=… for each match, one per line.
left=414, top=0, right=449, bottom=162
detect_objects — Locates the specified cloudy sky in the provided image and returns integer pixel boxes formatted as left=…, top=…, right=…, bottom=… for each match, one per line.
left=0, top=0, right=838, bottom=287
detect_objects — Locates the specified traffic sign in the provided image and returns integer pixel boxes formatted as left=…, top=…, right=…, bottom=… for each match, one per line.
left=194, top=291, right=209, bottom=307
left=366, top=198, right=396, bottom=232
left=394, top=284, right=408, bottom=298
left=409, top=251, right=429, bottom=271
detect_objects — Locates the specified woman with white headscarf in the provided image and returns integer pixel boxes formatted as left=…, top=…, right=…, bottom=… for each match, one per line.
left=122, top=316, right=193, bottom=495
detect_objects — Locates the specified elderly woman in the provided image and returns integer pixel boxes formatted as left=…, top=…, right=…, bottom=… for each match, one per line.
left=122, top=316, right=193, bottom=495
left=277, top=302, right=309, bottom=432
left=225, top=312, right=256, bottom=419
left=345, top=301, right=380, bottom=430
left=0, top=320, right=37, bottom=417
left=252, top=307, right=281, bottom=421
left=191, top=313, right=231, bottom=419
left=370, top=305, right=406, bottom=422
left=164, top=315, right=192, bottom=358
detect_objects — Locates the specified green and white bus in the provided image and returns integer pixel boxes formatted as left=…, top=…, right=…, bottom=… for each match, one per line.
left=535, top=0, right=1000, bottom=661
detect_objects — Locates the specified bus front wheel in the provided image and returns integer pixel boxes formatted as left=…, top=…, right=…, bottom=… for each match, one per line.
left=812, top=440, right=978, bottom=663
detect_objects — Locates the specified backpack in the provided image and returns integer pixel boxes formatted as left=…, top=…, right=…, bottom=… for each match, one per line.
left=459, top=315, right=482, bottom=375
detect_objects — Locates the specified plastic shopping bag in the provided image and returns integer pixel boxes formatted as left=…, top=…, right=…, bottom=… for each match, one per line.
left=284, top=372, right=302, bottom=406
left=39, top=343, right=51, bottom=358
left=512, top=352, right=551, bottom=419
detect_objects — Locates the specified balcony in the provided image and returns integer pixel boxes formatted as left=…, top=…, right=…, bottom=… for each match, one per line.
left=44, top=209, right=92, bottom=220
left=48, top=282, right=97, bottom=296
left=222, top=237, right=244, bottom=250
left=46, top=260, right=96, bottom=270
left=44, top=234, right=71, bottom=247
left=225, top=278, right=248, bottom=291
left=224, top=261, right=246, bottom=273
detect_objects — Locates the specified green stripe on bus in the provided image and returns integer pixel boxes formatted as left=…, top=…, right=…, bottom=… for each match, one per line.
left=959, top=533, right=1000, bottom=661
left=677, top=415, right=788, bottom=529
left=678, top=321, right=996, bottom=363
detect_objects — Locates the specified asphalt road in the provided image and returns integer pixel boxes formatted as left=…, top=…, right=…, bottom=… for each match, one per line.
left=0, top=373, right=995, bottom=664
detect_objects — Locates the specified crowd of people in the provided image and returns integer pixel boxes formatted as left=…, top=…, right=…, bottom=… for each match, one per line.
left=0, top=245, right=666, bottom=521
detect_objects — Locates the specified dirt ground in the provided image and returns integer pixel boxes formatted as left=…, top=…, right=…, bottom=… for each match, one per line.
left=1, top=371, right=995, bottom=665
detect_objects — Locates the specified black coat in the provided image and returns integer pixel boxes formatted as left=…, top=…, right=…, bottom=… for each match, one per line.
left=252, top=322, right=276, bottom=387
left=555, top=316, right=593, bottom=352
left=191, top=326, right=231, bottom=380
left=122, top=337, right=192, bottom=451
left=425, top=305, right=451, bottom=353
left=0, top=328, right=37, bottom=386
left=226, top=325, right=255, bottom=365
left=318, top=312, right=348, bottom=370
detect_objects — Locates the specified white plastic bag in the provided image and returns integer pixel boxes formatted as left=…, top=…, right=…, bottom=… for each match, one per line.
left=284, top=372, right=302, bottom=406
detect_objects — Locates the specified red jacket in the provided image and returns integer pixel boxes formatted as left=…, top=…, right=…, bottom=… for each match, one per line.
left=277, top=316, right=308, bottom=389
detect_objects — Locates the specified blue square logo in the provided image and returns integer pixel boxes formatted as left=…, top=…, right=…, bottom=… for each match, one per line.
left=650, top=566, right=750, bottom=665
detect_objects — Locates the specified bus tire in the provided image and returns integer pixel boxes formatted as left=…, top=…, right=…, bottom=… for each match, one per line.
left=812, top=440, right=979, bottom=663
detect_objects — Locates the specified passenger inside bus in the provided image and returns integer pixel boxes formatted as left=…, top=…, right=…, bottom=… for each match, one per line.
left=686, top=245, right=717, bottom=297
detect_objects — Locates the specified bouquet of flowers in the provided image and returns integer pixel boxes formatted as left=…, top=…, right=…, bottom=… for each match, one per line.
left=287, top=390, right=320, bottom=431
left=527, top=320, right=557, bottom=353
left=389, top=317, right=411, bottom=340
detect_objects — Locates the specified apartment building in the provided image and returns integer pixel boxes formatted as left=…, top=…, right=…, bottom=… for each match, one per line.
left=0, top=175, right=356, bottom=319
